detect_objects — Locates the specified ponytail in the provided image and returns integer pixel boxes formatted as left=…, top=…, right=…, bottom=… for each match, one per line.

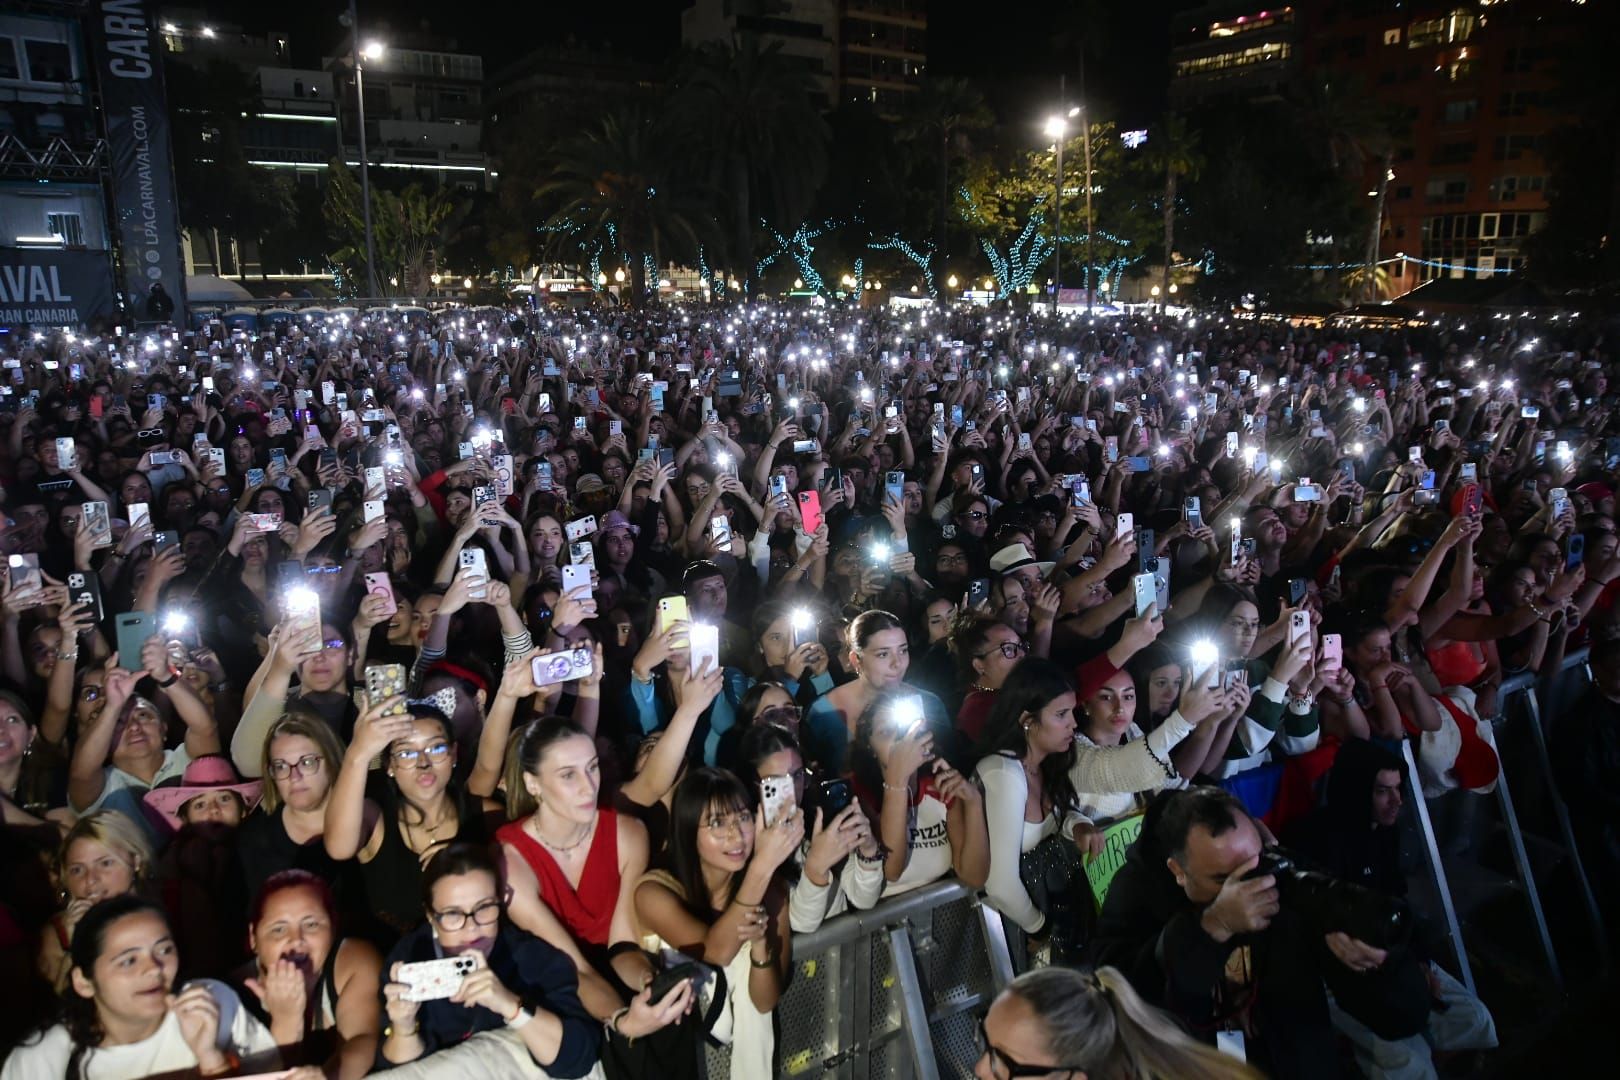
left=1000, top=966, right=1260, bottom=1080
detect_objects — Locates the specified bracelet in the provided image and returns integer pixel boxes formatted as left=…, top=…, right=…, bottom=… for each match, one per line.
left=56, top=650, right=78, bottom=661
left=387, top=1022, right=419, bottom=1039
left=750, top=949, right=775, bottom=969
left=605, top=1005, right=629, bottom=1039
left=153, top=670, right=178, bottom=688
left=881, top=780, right=910, bottom=793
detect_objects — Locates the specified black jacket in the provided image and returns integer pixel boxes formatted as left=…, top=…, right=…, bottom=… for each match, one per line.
left=1088, top=792, right=1424, bottom=1079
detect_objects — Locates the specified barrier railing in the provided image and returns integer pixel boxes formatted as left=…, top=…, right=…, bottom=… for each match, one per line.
left=736, top=649, right=1610, bottom=1078
left=1408, top=647, right=1609, bottom=996
left=702, top=880, right=1008, bottom=1079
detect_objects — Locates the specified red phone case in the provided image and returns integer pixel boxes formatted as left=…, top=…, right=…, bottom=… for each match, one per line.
left=798, top=490, right=823, bottom=535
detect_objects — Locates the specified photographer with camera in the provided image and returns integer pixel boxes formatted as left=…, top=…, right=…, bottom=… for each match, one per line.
left=1090, top=787, right=1429, bottom=1079
left=1287, top=739, right=1497, bottom=1077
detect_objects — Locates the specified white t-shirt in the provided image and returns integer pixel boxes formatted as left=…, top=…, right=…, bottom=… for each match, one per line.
left=1, top=979, right=278, bottom=1080
left=76, top=746, right=192, bottom=815
left=880, top=775, right=955, bottom=898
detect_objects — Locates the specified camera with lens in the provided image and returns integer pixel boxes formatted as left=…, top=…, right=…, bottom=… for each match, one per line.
left=1246, top=849, right=1410, bottom=949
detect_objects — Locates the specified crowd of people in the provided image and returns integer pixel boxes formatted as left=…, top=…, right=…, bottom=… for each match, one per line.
left=0, top=296, right=1613, bottom=1078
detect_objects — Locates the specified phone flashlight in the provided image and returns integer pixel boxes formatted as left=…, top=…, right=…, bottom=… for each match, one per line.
left=284, top=586, right=320, bottom=616
left=1190, top=640, right=1220, bottom=682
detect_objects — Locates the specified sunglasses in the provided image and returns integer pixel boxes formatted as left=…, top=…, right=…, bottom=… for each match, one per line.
left=305, top=565, right=342, bottom=575
left=959, top=510, right=988, bottom=521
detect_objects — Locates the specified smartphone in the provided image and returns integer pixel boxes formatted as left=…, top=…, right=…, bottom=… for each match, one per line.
left=565, top=516, right=598, bottom=543
left=361, top=499, right=385, bottom=524
left=7, top=553, right=43, bottom=602
left=1125, top=456, right=1152, bottom=473
left=1294, top=484, right=1323, bottom=502
left=1321, top=633, right=1343, bottom=671
left=365, top=664, right=409, bottom=716
left=1288, top=578, right=1308, bottom=606
left=1462, top=483, right=1483, bottom=516
left=657, top=596, right=690, bottom=636
left=1460, top=462, right=1478, bottom=482
left=1132, top=572, right=1156, bottom=618
left=689, top=622, right=720, bottom=674
left=1288, top=610, right=1311, bottom=650
left=67, top=571, right=104, bottom=623
left=646, top=962, right=702, bottom=1005
left=798, top=490, right=824, bottom=535
left=1184, top=497, right=1202, bottom=531
left=768, top=475, right=789, bottom=500
left=1105, top=436, right=1119, bottom=463
left=531, top=645, right=595, bottom=686
left=569, top=540, right=595, bottom=568
left=115, top=611, right=157, bottom=671
left=153, top=530, right=179, bottom=554
left=1153, top=556, right=1171, bottom=613
left=1137, top=529, right=1156, bottom=574
left=458, top=548, right=488, bottom=599
left=81, top=501, right=113, bottom=549
left=55, top=437, right=78, bottom=472
left=362, top=572, right=397, bottom=617
left=397, top=956, right=477, bottom=1003
left=365, top=466, right=386, bottom=494
left=760, top=774, right=796, bottom=828
left=561, top=563, right=592, bottom=598
left=308, top=489, right=334, bottom=513
left=885, top=470, right=905, bottom=507
left=1568, top=532, right=1586, bottom=571
left=967, top=578, right=991, bottom=608
left=1117, top=512, right=1134, bottom=536
left=710, top=515, right=734, bottom=553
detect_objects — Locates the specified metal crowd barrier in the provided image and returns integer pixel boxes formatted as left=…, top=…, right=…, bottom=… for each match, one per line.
left=702, top=880, right=1010, bottom=1079
left=1407, top=647, right=1609, bottom=997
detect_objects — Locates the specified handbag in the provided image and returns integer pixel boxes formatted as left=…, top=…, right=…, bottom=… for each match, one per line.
left=1018, top=830, right=1088, bottom=964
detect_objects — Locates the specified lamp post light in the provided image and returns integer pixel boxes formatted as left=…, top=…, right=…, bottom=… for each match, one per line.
left=343, top=0, right=383, bottom=298
left=1043, top=114, right=1066, bottom=308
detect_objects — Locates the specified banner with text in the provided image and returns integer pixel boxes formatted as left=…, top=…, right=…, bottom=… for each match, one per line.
left=88, top=0, right=187, bottom=323
left=0, top=248, right=117, bottom=327
left=1084, top=813, right=1145, bottom=909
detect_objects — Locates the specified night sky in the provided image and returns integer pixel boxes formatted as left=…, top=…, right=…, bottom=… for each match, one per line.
left=228, top=0, right=1183, bottom=130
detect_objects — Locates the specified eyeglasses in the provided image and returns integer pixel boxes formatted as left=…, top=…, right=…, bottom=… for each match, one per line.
left=79, top=685, right=103, bottom=702
left=392, top=742, right=452, bottom=768
left=137, top=428, right=165, bottom=439
left=208, top=486, right=231, bottom=496
left=306, top=564, right=342, bottom=575
left=975, top=1015, right=1084, bottom=1079
left=430, top=898, right=500, bottom=932
left=959, top=510, right=988, bottom=521
left=268, top=754, right=323, bottom=779
left=936, top=552, right=969, bottom=565
left=756, top=705, right=802, bottom=727
left=976, top=641, right=1028, bottom=662
left=702, top=809, right=751, bottom=836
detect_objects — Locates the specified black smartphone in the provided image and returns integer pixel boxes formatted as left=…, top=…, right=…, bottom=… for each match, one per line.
left=308, top=488, right=334, bottom=512
left=1568, top=533, right=1586, bottom=571
left=68, top=571, right=104, bottom=623
left=967, top=578, right=990, bottom=607
left=1136, top=529, right=1155, bottom=575
left=813, top=777, right=854, bottom=817
left=1288, top=578, right=1308, bottom=606
left=646, top=962, right=701, bottom=1004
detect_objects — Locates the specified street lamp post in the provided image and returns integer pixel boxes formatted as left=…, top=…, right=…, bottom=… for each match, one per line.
left=1044, top=115, right=1065, bottom=309
left=346, top=0, right=381, bottom=299
left=1080, top=106, right=1094, bottom=316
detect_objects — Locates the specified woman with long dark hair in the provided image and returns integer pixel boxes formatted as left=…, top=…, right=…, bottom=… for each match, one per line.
left=5, top=895, right=280, bottom=1079
left=633, top=767, right=802, bottom=1078
left=324, top=697, right=492, bottom=938
left=973, top=658, right=1099, bottom=957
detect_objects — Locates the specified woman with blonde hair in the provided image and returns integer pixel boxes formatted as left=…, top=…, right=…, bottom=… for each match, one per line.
left=38, top=811, right=153, bottom=991
left=975, top=966, right=1260, bottom=1080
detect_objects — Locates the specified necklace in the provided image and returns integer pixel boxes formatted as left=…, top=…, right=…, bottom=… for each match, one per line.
left=530, top=814, right=594, bottom=856
left=402, top=805, right=456, bottom=853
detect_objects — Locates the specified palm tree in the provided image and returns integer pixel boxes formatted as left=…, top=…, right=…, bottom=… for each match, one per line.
left=675, top=37, right=829, bottom=294
left=1147, top=113, right=1203, bottom=306
left=535, top=105, right=710, bottom=308
left=898, top=78, right=993, bottom=269
left=1295, top=74, right=1404, bottom=301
